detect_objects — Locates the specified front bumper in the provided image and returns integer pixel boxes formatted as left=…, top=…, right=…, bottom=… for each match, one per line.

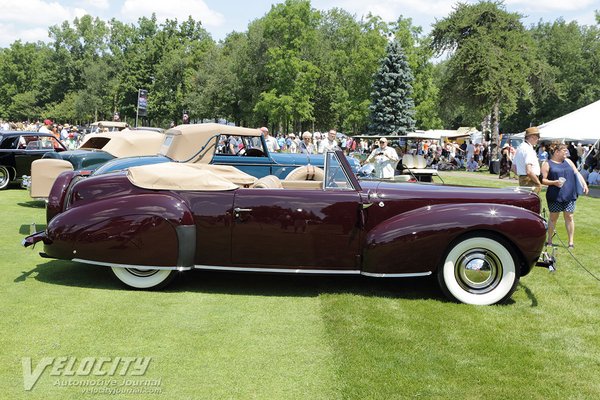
left=22, top=230, right=51, bottom=248
left=21, top=175, right=31, bottom=189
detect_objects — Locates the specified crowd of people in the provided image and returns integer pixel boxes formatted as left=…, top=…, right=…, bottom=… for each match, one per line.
left=1, top=118, right=82, bottom=150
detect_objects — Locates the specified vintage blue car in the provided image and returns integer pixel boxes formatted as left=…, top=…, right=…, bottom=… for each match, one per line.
left=92, top=123, right=360, bottom=179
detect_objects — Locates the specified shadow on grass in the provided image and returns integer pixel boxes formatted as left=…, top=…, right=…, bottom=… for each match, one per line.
left=18, top=224, right=46, bottom=235
left=17, top=200, right=46, bottom=209
left=17, top=260, right=448, bottom=303
left=518, top=282, right=538, bottom=307
left=15, top=260, right=119, bottom=290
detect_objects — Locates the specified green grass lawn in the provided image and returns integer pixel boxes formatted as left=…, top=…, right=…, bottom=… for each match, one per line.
left=1, top=175, right=599, bottom=399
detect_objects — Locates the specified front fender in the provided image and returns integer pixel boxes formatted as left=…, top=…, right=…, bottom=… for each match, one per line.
left=362, top=203, right=547, bottom=275
left=44, top=194, right=195, bottom=268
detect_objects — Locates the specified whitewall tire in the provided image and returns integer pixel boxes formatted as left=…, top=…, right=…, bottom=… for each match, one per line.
left=438, top=236, right=519, bottom=305
left=111, top=267, right=176, bottom=289
left=0, top=166, right=10, bottom=190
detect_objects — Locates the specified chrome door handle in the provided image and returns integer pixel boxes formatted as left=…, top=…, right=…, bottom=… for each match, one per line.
left=234, top=207, right=252, bottom=213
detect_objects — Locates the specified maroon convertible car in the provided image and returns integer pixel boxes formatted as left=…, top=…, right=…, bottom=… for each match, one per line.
left=24, top=151, right=552, bottom=305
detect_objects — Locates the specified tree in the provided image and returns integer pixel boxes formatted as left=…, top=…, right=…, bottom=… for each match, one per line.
left=253, top=0, right=321, bottom=132
left=314, top=11, right=388, bottom=133
left=431, top=1, right=534, bottom=161
left=368, top=40, right=415, bottom=136
left=522, top=20, right=600, bottom=126
left=391, top=17, right=442, bottom=129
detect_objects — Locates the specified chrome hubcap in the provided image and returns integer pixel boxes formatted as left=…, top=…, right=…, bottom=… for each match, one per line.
left=0, top=167, right=8, bottom=186
left=455, top=249, right=502, bottom=293
left=125, top=268, right=159, bottom=277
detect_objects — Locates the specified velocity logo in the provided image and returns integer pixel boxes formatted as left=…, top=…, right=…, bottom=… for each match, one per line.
left=22, top=357, right=151, bottom=391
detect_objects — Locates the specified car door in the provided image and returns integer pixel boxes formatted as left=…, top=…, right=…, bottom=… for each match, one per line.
left=14, top=135, right=55, bottom=176
left=231, top=188, right=362, bottom=270
left=211, top=135, right=272, bottom=178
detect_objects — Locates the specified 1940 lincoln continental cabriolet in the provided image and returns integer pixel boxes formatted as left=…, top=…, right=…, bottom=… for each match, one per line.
left=24, top=150, right=554, bottom=305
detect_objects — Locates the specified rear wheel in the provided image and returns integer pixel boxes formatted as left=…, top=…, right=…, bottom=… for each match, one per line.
left=0, top=166, right=10, bottom=190
left=438, top=235, right=519, bottom=305
left=111, top=267, right=177, bottom=289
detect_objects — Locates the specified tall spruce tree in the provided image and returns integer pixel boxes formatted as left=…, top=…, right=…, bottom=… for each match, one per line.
left=368, top=40, right=415, bottom=135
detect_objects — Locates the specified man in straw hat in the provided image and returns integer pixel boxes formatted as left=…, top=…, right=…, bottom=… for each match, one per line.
left=513, top=126, right=542, bottom=193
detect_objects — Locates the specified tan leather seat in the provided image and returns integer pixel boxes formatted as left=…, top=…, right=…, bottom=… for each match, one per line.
left=252, top=175, right=283, bottom=188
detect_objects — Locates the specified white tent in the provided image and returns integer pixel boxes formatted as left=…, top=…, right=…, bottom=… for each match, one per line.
left=406, top=127, right=477, bottom=140
left=537, top=99, right=600, bottom=141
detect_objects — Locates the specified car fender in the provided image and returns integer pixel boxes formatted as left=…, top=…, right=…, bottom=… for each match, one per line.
left=47, top=170, right=90, bottom=222
left=44, top=194, right=195, bottom=268
left=362, top=203, right=547, bottom=275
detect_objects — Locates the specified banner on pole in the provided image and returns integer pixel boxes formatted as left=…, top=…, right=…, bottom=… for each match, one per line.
left=137, top=89, right=148, bottom=117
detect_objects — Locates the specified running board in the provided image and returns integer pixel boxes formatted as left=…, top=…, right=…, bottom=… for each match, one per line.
left=193, top=265, right=432, bottom=278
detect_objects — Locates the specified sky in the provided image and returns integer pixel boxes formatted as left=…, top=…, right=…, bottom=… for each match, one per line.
left=0, top=0, right=598, bottom=48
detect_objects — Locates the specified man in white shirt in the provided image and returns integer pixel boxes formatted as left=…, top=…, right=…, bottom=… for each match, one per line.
left=38, top=119, right=52, bottom=134
left=261, top=127, right=279, bottom=153
left=513, top=126, right=542, bottom=193
left=318, top=129, right=339, bottom=153
left=365, top=137, right=399, bottom=179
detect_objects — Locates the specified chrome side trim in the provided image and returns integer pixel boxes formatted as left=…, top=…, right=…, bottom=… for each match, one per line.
left=361, top=271, right=432, bottom=278
left=194, top=265, right=360, bottom=274
left=193, top=264, right=432, bottom=277
left=72, top=258, right=191, bottom=271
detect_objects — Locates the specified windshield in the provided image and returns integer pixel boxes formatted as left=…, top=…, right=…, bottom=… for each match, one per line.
left=324, top=152, right=354, bottom=190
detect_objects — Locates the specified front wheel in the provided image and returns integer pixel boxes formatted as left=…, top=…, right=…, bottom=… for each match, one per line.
left=438, top=236, right=519, bottom=305
left=111, top=267, right=177, bottom=289
left=0, top=165, right=10, bottom=190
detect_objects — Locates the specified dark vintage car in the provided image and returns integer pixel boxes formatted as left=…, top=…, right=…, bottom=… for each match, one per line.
left=24, top=150, right=553, bottom=305
left=92, top=123, right=360, bottom=180
left=0, top=131, right=67, bottom=190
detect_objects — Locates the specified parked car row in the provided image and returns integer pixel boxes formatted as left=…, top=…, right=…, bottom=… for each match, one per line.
left=24, top=123, right=361, bottom=199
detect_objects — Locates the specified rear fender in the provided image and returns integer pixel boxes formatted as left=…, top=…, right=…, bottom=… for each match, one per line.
left=45, top=194, right=195, bottom=268
left=362, top=203, right=547, bottom=275
left=46, top=170, right=90, bottom=223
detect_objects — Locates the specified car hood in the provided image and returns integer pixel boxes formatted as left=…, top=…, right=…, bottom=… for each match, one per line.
left=362, top=180, right=541, bottom=214
left=93, top=155, right=170, bottom=176
left=43, top=149, right=92, bottom=161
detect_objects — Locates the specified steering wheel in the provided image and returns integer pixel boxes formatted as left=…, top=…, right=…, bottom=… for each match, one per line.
left=244, top=148, right=265, bottom=157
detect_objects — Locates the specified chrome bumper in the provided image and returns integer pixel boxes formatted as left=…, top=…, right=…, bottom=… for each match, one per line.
left=21, top=175, right=31, bottom=189
left=22, top=230, right=51, bottom=248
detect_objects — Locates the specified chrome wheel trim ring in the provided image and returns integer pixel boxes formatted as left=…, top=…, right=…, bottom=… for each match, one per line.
left=124, top=268, right=161, bottom=278
left=455, top=248, right=502, bottom=294
left=0, top=166, right=9, bottom=187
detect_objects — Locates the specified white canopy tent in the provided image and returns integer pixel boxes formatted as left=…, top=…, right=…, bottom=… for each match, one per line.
left=536, top=99, right=600, bottom=141
left=406, top=127, right=477, bottom=141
